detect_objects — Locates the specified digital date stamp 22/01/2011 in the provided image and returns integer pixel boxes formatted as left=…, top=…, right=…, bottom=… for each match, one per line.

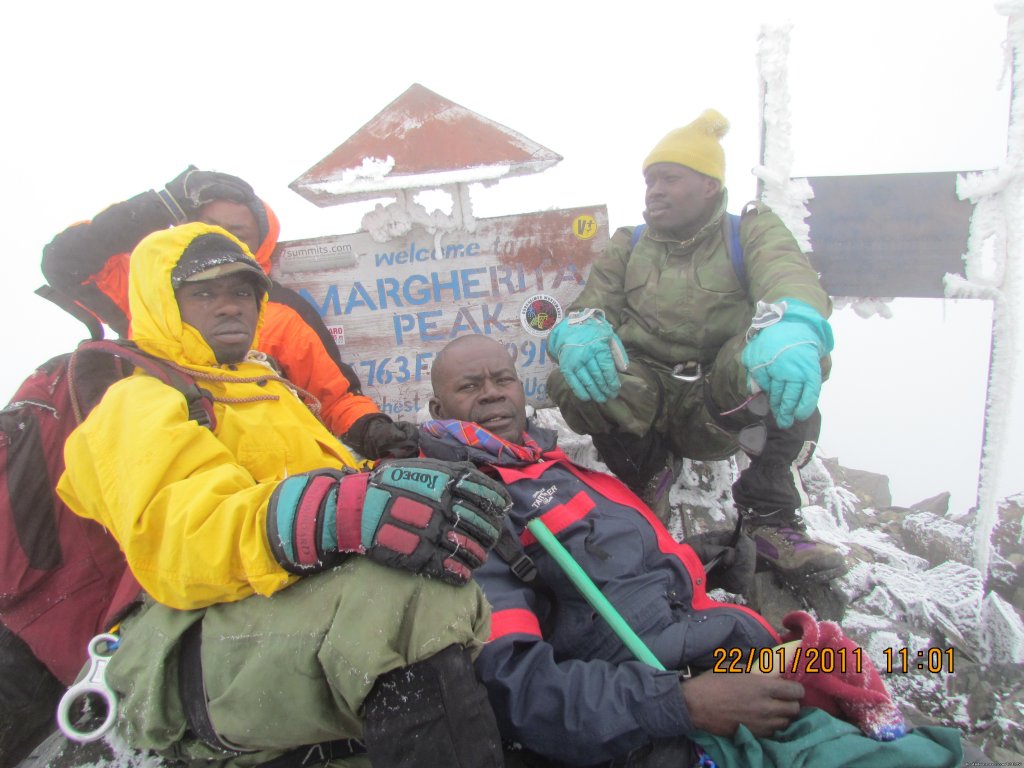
left=712, top=644, right=862, bottom=675
left=711, top=644, right=956, bottom=675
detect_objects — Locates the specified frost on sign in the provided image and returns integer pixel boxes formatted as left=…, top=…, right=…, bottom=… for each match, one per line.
left=289, top=83, right=563, bottom=206
left=273, top=207, right=607, bottom=415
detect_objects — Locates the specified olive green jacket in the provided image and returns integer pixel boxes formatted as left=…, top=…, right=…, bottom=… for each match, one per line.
left=570, top=193, right=831, bottom=367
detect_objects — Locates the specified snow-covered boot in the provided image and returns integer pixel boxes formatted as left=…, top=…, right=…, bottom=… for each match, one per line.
left=361, top=644, right=503, bottom=768
left=729, top=406, right=845, bottom=581
left=741, top=508, right=847, bottom=582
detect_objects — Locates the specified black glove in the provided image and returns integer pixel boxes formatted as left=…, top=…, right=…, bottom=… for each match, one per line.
left=687, top=529, right=756, bottom=596
left=158, top=166, right=256, bottom=222
left=346, top=413, right=420, bottom=459
left=267, top=459, right=511, bottom=585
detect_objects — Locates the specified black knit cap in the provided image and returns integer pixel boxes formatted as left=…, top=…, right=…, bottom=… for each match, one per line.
left=180, top=170, right=270, bottom=247
left=171, top=232, right=272, bottom=292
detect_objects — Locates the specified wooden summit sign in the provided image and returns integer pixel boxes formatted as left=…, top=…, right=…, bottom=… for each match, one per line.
left=275, top=84, right=604, bottom=412
left=272, top=208, right=605, bottom=416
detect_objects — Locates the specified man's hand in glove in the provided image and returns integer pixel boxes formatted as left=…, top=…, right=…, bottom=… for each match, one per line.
left=741, top=299, right=833, bottom=429
left=345, top=413, right=420, bottom=459
left=267, top=458, right=511, bottom=585
left=687, top=528, right=756, bottom=596
left=547, top=308, right=629, bottom=403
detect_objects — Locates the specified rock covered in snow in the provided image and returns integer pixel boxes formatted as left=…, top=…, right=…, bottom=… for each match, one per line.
left=899, top=511, right=974, bottom=566
left=982, top=591, right=1024, bottom=664
left=860, top=561, right=985, bottom=656
left=625, top=423, right=1024, bottom=760
left=815, top=456, right=893, bottom=510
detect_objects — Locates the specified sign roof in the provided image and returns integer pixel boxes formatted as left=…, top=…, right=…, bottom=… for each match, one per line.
left=290, top=83, right=563, bottom=207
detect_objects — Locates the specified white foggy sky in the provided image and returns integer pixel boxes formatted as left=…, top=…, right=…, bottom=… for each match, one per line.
left=0, top=0, right=1016, bottom=513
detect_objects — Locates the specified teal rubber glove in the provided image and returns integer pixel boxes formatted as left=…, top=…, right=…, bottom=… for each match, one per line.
left=548, top=309, right=629, bottom=403
left=266, top=459, right=511, bottom=585
left=741, top=298, right=834, bottom=429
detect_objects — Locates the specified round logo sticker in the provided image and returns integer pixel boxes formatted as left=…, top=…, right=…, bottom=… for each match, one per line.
left=520, top=294, right=563, bottom=336
left=572, top=214, right=598, bottom=240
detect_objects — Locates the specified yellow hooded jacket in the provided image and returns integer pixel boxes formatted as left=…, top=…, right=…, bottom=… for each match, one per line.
left=57, top=223, right=359, bottom=610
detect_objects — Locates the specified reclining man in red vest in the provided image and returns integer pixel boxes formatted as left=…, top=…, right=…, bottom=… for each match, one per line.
left=421, top=335, right=963, bottom=768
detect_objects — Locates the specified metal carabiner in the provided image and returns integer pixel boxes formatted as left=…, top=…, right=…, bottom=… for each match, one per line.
left=56, top=632, right=120, bottom=743
left=746, top=300, right=787, bottom=341
left=671, top=361, right=702, bottom=382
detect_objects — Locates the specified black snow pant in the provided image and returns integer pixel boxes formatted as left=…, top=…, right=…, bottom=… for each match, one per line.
left=0, top=624, right=63, bottom=768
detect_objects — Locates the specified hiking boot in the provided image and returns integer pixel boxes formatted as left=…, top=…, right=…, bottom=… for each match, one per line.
left=742, top=511, right=847, bottom=582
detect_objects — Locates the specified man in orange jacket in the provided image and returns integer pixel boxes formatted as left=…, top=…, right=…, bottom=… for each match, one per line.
left=41, top=166, right=416, bottom=459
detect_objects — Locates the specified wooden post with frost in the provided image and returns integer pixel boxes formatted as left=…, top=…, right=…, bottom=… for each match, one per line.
left=950, top=2, right=1024, bottom=584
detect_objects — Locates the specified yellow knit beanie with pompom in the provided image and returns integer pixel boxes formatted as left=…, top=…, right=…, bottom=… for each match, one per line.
left=642, top=109, right=730, bottom=182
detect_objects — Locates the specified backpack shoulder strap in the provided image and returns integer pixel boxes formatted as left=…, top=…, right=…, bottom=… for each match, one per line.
left=629, top=224, right=647, bottom=251
left=491, top=524, right=561, bottom=637
left=69, top=340, right=216, bottom=429
left=725, top=212, right=747, bottom=292
left=493, top=526, right=540, bottom=584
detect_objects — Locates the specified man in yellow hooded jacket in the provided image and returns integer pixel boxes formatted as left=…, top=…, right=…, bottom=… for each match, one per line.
left=56, top=222, right=510, bottom=767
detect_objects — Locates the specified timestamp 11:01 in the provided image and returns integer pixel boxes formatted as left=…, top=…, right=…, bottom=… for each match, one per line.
left=883, top=647, right=955, bottom=674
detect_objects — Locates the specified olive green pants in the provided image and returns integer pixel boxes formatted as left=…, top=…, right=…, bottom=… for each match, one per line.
left=106, top=558, right=491, bottom=767
left=549, top=333, right=752, bottom=463
left=550, top=334, right=832, bottom=502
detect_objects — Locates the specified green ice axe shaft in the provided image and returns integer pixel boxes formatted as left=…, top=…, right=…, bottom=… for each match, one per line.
left=526, top=518, right=666, bottom=671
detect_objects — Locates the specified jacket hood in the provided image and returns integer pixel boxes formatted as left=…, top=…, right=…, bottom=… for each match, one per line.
left=128, top=222, right=266, bottom=367
left=251, top=199, right=281, bottom=274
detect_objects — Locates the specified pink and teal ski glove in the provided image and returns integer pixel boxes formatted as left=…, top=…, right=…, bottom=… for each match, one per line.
left=741, top=298, right=834, bottom=429
left=267, top=458, right=511, bottom=585
left=548, top=309, right=629, bottom=403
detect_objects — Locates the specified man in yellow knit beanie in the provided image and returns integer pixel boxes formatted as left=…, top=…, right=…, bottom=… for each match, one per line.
left=643, top=108, right=729, bottom=180
left=547, top=109, right=846, bottom=608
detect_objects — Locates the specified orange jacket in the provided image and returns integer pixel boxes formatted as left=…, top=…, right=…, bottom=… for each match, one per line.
left=42, top=193, right=379, bottom=436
